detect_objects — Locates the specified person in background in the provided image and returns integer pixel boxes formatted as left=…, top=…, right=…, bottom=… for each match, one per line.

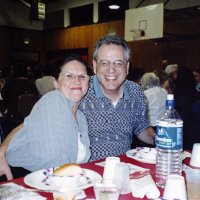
left=1, top=65, right=38, bottom=118
left=0, top=78, right=5, bottom=100
left=140, top=72, right=167, bottom=130
left=192, top=67, right=200, bottom=124
left=127, top=66, right=144, bottom=84
left=192, top=67, right=200, bottom=92
left=0, top=78, right=5, bottom=116
left=154, top=59, right=168, bottom=85
left=166, top=65, right=199, bottom=149
left=26, top=66, right=35, bottom=82
left=161, top=59, right=168, bottom=68
left=163, top=64, right=179, bottom=94
left=0, top=55, right=90, bottom=181
left=79, top=35, right=155, bottom=161
left=35, top=64, right=55, bottom=97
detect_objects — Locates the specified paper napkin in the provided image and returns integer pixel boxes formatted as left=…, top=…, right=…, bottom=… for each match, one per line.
left=130, top=174, right=160, bottom=199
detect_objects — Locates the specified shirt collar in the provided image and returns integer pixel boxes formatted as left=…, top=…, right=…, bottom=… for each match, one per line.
left=92, top=75, right=130, bottom=100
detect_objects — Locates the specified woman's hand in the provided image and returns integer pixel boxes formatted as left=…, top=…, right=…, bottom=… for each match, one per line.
left=0, top=150, right=13, bottom=180
left=0, top=123, right=24, bottom=181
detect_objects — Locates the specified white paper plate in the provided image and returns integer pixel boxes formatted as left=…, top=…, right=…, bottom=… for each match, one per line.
left=24, top=168, right=102, bottom=191
left=126, top=147, right=156, bottom=164
left=126, top=147, right=191, bottom=165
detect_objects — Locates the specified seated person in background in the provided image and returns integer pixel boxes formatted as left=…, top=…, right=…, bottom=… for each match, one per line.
left=1, top=65, right=38, bottom=118
left=127, top=66, right=144, bottom=84
left=0, top=55, right=91, bottom=180
left=0, top=78, right=5, bottom=115
left=140, top=72, right=167, bottom=129
left=153, top=59, right=168, bottom=85
left=0, top=78, right=5, bottom=98
left=26, top=66, right=35, bottom=82
left=79, top=35, right=155, bottom=161
left=35, top=64, right=55, bottom=97
left=163, top=64, right=179, bottom=94
left=192, top=67, right=200, bottom=92
left=173, top=67, right=200, bottom=149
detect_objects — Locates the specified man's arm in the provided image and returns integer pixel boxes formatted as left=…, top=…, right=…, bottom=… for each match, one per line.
left=0, top=124, right=23, bottom=180
left=137, top=127, right=155, bottom=145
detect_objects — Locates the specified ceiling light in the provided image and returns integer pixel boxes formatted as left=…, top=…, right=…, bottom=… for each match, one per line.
left=109, top=4, right=120, bottom=9
left=108, top=0, right=120, bottom=9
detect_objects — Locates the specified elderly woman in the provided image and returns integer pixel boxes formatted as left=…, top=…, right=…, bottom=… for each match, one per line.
left=0, top=55, right=91, bottom=180
left=163, top=64, right=179, bottom=94
left=140, top=72, right=167, bottom=129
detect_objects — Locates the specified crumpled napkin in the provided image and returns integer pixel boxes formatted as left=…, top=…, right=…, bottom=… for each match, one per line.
left=95, top=161, right=149, bottom=172
left=0, top=182, right=46, bottom=200
left=130, top=174, right=160, bottom=199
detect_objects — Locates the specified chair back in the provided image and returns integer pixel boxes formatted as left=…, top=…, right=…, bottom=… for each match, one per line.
left=17, top=93, right=38, bottom=118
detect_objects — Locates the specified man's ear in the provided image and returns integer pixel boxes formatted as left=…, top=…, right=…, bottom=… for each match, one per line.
left=93, top=60, right=97, bottom=74
left=126, top=62, right=130, bottom=75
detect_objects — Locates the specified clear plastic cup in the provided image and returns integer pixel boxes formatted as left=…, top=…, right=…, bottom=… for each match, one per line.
left=185, top=167, right=200, bottom=200
left=93, top=181, right=121, bottom=200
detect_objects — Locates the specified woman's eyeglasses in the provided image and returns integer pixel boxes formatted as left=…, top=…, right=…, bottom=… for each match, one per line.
left=59, top=73, right=89, bottom=82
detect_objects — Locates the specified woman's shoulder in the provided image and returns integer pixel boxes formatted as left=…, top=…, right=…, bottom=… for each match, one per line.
left=32, top=90, right=70, bottom=111
left=40, top=90, right=66, bottom=102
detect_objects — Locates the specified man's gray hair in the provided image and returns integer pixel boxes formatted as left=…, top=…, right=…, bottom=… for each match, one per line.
left=140, top=72, right=160, bottom=90
left=93, top=35, right=131, bottom=62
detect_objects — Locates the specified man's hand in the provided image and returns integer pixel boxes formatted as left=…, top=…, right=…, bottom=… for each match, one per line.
left=137, top=127, right=155, bottom=145
left=0, top=151, right=13, bottom=180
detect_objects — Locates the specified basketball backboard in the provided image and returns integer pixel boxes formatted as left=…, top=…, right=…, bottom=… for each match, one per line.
left=125, top=3, right=164, bottom=41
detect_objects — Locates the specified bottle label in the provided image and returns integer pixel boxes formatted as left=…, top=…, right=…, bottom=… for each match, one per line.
left=156, top=125, right=183, bottom=150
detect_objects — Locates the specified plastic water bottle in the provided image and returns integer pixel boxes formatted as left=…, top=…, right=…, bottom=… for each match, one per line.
left=155, top=94, right=183, bottom=188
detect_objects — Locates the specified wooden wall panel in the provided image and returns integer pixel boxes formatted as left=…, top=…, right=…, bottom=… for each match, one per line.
left=43, top=19, right=200, bottom=72
left=129, top=40, right=162, bottom=71
left=44, top=21, right=125, bottom=65
left=1, top=18, right=200, bottom=73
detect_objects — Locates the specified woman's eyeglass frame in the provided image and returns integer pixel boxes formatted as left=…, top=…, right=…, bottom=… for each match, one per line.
left=59, top=73, right=89, bottom=82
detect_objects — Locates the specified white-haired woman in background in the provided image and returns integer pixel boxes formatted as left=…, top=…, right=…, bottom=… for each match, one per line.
left=140, top=72, right=168, bottom=130
left=163, top=64, right=179, bottom=94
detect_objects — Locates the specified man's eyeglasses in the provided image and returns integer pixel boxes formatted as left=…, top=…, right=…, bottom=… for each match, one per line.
left=97, top=60, right=126, bottom=71
left=59, top=73, right=89, bottom=82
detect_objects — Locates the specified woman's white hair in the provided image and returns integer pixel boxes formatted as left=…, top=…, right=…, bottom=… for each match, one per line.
left=165, top=64, right=178, bottom=76
left=140, top=72, right=160, bottom=90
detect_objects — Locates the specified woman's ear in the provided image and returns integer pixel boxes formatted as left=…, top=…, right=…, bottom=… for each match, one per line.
left=53, top=78, right=58, bottom=89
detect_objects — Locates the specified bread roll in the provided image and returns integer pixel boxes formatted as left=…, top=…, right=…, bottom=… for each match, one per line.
left=53, top=164, right=83, bottom=176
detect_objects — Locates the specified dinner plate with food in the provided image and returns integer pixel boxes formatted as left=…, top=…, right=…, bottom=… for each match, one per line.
left=24, top=163, right=102, bottom=191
